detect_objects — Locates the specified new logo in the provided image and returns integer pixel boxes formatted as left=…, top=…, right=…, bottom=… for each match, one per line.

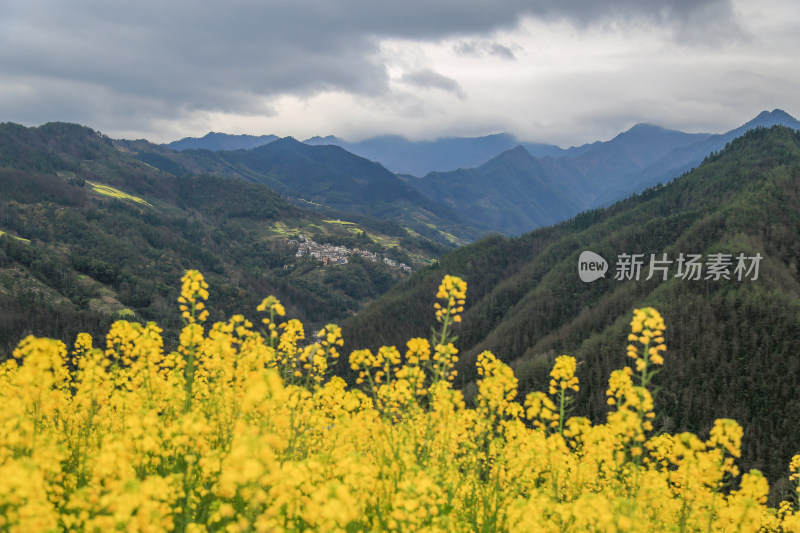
left=578, top=251, right=608, bottom=282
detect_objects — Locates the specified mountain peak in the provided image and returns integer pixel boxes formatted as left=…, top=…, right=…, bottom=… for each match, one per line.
left=615, top=123, right=687, bottom=141
left=739, top=109, right=799, bottom=131
left=627, top=122, right=664, bottom=132
left=757, top=108, right=793, bottom=120
left=477, top=145, right=536, bottom=168
left=251, top=136, right=303, bottom=153
left=303, top=135, right=342, bottom=145
left=164, top=132, right=279, bottom=152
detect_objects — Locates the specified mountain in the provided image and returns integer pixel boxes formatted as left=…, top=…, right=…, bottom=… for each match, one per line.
left=128, top=137, right=484, bottom=244
left=0, top=122, right=455, bottom=354
left=596, top=109, right=800, bottom=206
left=161, top=111, right=798, bottom=213
left=304, top=133, right=565, bottom=176
left=401, top=146, right=588, bottom=235
left=730, top=108, right=800, bottom=136
left=400, top=122, right=711, bottom=236
left=340, top=125, right=800, bottom=488
left=164, top=131, right=279, bottom=151
left=302, top=122, right=710, bottom=179
left=560, top=123, right=711, bottom=160
left=400, top=110, right=798, bottom=237
left=162, top=131, right=564, bottom=177
left=564, top=123, right=712, bottom=183
left=149, top=121, right=723, bottom=239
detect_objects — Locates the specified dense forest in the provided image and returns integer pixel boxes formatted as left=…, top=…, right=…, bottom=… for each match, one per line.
left=341, top=126, right=800, bottom=494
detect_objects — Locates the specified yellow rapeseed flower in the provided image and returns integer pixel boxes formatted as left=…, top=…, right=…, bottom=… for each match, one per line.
left=0, top=273, right=796, bottom=532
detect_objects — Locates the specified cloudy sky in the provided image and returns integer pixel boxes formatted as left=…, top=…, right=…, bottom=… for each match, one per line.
left=1, top=0, right=798, bottom=146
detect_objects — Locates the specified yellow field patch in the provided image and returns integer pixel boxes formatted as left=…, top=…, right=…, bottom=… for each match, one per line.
left=0, top=230, right=31, bottom=243
left=85, top=180, right=152, bottom=207
left=269, top=221, right=302, bottom=237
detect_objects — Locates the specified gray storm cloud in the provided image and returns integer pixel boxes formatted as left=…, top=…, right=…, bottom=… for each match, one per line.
left=0, top=0, right=749, bottom=139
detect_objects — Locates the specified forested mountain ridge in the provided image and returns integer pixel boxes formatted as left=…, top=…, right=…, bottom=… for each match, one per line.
left=341, top=125, right=800, bottom=490
left=165, top=131, right=279, bottom=151
left=124, top=136, right=485, bottom=244
left=152, top=110, right=798, bottom=239
left=0, top=122, right=453, bottom=353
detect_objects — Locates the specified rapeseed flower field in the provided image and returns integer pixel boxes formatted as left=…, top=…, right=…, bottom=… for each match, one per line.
left=0, top=270, right=798, bottom=531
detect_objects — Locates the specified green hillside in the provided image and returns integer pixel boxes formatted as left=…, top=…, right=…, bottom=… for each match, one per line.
left=341, top=126, right=800, bottom=491
left=0, top=122, right=452, bottom=353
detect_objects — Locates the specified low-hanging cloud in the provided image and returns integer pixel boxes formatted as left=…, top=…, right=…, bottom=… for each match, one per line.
left=453, top=40, right=517, bottom=60
left=400, top=69, right=466, bottom=99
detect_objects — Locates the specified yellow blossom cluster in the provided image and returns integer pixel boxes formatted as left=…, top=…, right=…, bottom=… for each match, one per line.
left=177, top=270, right=209, bottom=324
left=550, top=354, right=579, bottom=394
left=0, top=270, right=798, bottom=532
left=627, top=307, right=667, bottom=388
left=434, top=274, right=466, bottom=324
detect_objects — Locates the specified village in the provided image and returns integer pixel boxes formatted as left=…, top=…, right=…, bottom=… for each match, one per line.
left=289, top=235, right=412, bottom=273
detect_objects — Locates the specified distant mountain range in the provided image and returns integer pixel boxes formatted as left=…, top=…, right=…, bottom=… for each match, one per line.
left=341, top=125, right=800, bottom=487
left=162, top=110, right=800, bottom=179
left=160, top=110, right=800, bottom=236
left=165, top=131, right=565, bottom=176
left=604, top=109, right=800, bottom=204
left=127, top=137, right=484, bottom=244
left=304, top=133, right=566, bottom=176
left=402, top=109, right=800, bottom=234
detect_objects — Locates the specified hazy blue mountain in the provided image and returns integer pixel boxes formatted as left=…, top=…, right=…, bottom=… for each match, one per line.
left=567, top=123, right=711, bottom=167
left=303, top=135, right=344, bottom=146
left=401, top=122, right=712, bottom=235
left=520, top=141, right=567, bottom=159
left=304, top=133, right=565, bottom=176
left=596, top=109, right=800, bottom=206
left=545, top=124, right=712, bottom=206
left=164, top=132, right=279, bottom=151
left=559, top=124, right=709, bottom=159
left=400, top=110, right=799, bottom=236
left=402, top=146, right=588, bottom=235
